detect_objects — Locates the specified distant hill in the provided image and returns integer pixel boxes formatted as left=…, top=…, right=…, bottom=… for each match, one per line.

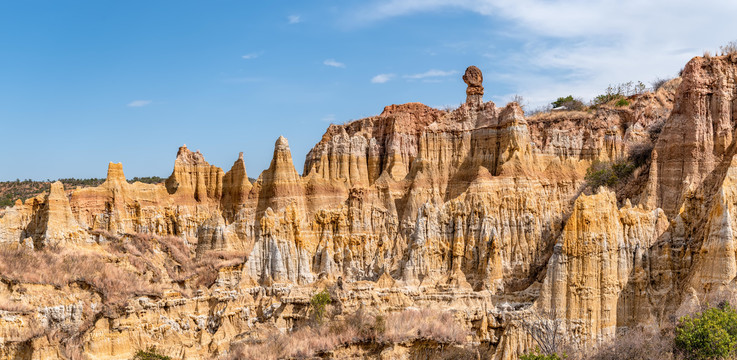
left=0, top=176, right=259, bottom=207
left=0, top=177, right=165, bottom=207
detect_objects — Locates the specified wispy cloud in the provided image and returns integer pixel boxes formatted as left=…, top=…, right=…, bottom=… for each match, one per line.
left=403, top=69, right=456, bottom=79
left=371, top=73, right=395, bottom=83
left=323, top=59, right=346, bottom=68
left=288, top=15, right=301, bottom=24
left=322, top=114, right=336, bottom=122
left=241, top=51, right=263, bottom=60
left=127, top=100, right=152, bottom=107
left=356, top=0, right=737, bottom=107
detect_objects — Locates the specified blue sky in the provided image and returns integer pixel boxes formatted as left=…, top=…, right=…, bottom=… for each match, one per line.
left=2, top=0, right=736, bottom=181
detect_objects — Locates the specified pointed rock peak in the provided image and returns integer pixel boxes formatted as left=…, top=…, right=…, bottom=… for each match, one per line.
left=175, top=144, right=207, bottom=165
left=226, top=152, right=248, bottom=179
left=499, top=102, right=526, bottom=124
left=106, top=162, right=126, bottom=183
left=276, top=135, right=289, bottom=148
left=49, top=181, right=65, bottom=196
left=271, top=136, right=297, bottom=169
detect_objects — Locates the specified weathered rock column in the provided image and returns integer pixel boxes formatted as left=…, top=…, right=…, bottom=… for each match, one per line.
left=463, top=65, right=484, bottom=106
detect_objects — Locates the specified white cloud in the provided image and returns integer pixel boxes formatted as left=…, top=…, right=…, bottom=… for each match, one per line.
left=323, top=59, right=346, bottom=68
left=322, top=114, right=336, bottom=122
left=357, top=0, right=737, bottom=107
left=127, top=100, right=152, bottom=107
left=371, top=73, right=395, bottom=83
left=404, top=69, right=456, bottom=79
left=288, top=15, right=301, bottom=24
left=241, top=51, right=263, bottom=60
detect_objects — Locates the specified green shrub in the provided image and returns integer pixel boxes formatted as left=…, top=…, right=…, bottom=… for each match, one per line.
left=615, top=98, right=630, bottom=107
left=374, top=314, right=386, bottom=335
left=552, top=95, right=575, bottom=108
left=520, top=348, right=566, bottom=360
left=585, top=160, right=635, bottom=190
left=675, top=302, right=737, bottom=360
left=132, top=347, right=171, bottom=360
left=551, top=95, right=585, bottom=110
left=592, top=81, right=646, bottom=107
left=310, top=289, right=331, bottom=324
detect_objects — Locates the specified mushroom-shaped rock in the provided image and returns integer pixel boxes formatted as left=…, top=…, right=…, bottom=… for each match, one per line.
left=463, top=65, right=484, bottom=106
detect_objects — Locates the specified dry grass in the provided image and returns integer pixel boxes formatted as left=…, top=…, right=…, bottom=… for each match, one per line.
left=0, top=246, right=159, bottom=307
left=567, top=327, right=675, bottom=360
left=227, top=307, right=467, bottom=360
left=0, top=298, right=33, bottom=313
left=384, top=307, right=465, bottom=343
left=102, top=233, right=245, bottom=290
left=720, top=41, right=737, bottom=56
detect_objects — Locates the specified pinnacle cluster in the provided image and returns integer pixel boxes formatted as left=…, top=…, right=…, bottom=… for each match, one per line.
left=2, top=58, right=737, bottom=359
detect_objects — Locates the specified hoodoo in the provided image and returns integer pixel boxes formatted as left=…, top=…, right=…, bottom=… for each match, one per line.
left=463, top=65, right=484, bottom=106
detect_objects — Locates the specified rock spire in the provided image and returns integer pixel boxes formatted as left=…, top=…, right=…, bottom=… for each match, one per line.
left=463, top=65, right=483, bottom=106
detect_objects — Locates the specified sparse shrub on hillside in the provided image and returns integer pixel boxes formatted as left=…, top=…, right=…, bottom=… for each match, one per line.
left=310, top=289, right=331, bottom=324
left=675, top=302, right=737, bottom=360
left=0, top=247, right=159, bottom=310
left=128, top=176, right=165, bottom=184
left=511, top=94, right=527, bottom=110
left=587, top=327, right=675, bottom=360
left=628, top=142, right=654, bottom=168
left=526, top=104, right=553, bottom=116
left=648, top=119, right=666, bottom=138
left=520, top=349, right=566, bottom=360
left=228, top=307, right=467, bottom=360
left=584, top=159, right=638, bottom=190
left=520, top=310, right=566, bottom=357
left=592, top=81, right=646, bottom=107
left=615, top=98, right=630, bottom=107
left=720, top=40, right=737, bottom=56
left=585, top=161, right=620, bottom=189
left=132, top=347, right=171, bottom=360
left=651, top=77, right=671, bottom=92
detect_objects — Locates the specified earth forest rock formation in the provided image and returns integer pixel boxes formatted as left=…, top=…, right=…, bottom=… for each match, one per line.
left=1, top=54, right=737, bottom=359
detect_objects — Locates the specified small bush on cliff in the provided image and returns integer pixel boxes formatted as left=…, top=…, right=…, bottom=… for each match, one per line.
left=720, top=40, right=737, bottom=56
left=615, top=98, right=630, bottom=107
left=584, top=144, right=654, bottom=191
left=585, top=161, right=627, bottom=189
left=651, top=77, right=671, bottom=92
left=132, top=346, right=171, bottom=360
left=592, top=81, right=646, bottom=107
left=310, top=289, right=331, bottom=324
left=675, top=302, right=737, bottom=360
left=520, top=348, right=566, bottom=360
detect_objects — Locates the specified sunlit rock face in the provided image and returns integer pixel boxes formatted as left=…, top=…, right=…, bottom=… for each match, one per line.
left=6, top=58, right=737, bottom=359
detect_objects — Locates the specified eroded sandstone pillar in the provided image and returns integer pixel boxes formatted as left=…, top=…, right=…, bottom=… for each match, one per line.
left=463, top=65, right=484, bottom=106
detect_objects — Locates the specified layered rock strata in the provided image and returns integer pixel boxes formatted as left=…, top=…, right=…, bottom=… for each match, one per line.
left=3, top=59, right=737, bottom=359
